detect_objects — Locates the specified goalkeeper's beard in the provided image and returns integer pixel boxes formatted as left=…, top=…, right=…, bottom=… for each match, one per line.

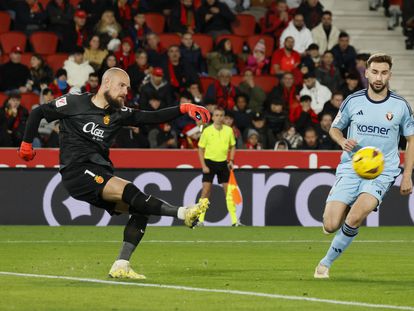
left=104, top=91, right=124, bottom=110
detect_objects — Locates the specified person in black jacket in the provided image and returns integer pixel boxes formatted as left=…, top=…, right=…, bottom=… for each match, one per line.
left=197, top=0, right=236, bottom=38
left=170, top=0, right=200, bottom=34
left=139, top=67, right=173, bottom=110
left=296, top=0, right=324, bottom=29
left=0, top=46, right=30, bottom=93
left=46, top=0, right=75, bottom=36
left=60, top=10, right=90, bottom=53
left=126, top=49, right=151, bottom=96
left=179, top=32, right=206, bottom=75
left=13, top=0, right=47, bottom=34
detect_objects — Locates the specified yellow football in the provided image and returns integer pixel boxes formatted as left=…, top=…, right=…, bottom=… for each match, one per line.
left=352, top=146, right=384, bottom=179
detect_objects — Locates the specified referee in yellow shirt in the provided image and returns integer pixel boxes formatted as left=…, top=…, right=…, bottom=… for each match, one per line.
left=198, top=107, right=240, bottom=226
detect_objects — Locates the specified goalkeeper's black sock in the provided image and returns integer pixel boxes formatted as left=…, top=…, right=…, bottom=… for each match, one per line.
left=122, top=183, right=179, bottom=217
left=117, top=214, right=148, bottom=261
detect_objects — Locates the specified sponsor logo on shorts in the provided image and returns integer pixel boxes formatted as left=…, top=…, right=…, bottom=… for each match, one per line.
left=94, top=175, right=104, bottom=184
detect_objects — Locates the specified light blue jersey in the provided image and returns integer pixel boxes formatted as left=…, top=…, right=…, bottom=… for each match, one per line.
left=328, top=89, right=414, bottom=206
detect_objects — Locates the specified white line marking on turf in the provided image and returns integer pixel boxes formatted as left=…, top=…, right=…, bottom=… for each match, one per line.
left=0, top=271, right=413, bottom=311
left=0, top=240, right=413, bottom=244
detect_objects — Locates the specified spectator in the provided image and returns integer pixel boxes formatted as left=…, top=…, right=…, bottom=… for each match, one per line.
left=98, top=52, right=118, bottom=81
left=139, top=67, right=173, bottom=110
left=387, top=0, right=402, bottom=30
left=265, top=100, right=289, bottom=138
left=127, top=49, right=151, bottom=96
left=296, top=0, right=324, bottom=29
left=94, top=10, right=122, bottom=49
left=197, top=0, right=236, bottom=38
left=181, top=82, right=204, bottom=105
left=224, top=110, right=243, bottom=148
left=317, top=112, right=337, bottom=150
left=244, top=129, right=262, bottom=149
left=46, top=0, right=75, bottom=36
left=83, top=35, right=109, bottom=71
left=299, top=43, right=321, bottom=75
left=311, top=10, right=340, bottom=53
left=145, top=33, right=167, bottom=67
left=81, top=72, right=100, bottom=94
left=355, top=53, right=370, bottom=88
left=281, top=123, right=303, bottom=149
left=339, top=72, right=363, bottom=98
left=206, top=68, right=238, bottom=110
left=0, top=93, right=29, bottom=147
left=207, top=38, right=239, bottom=77
left=315, top=50, right=343, bottom=92
left=115, top=126, right=150, bottom=148
left=129, top=13, right=152, bottom=49
left=115, top=0, right=132, bottom=28
left=179, top=123, right=201, bottom=149
left=49, top=68, right=71, bottom=97
left=78, top=0, right=114, bottom=29
left=266, top=72, right=300, bottom=110
left=27, top=54, right=54, bottom=94
left=14, top=0, right=47, bottom=34
left=153, top=122, right=178, bottom=149
left=221, top=0, right=251, bottom=13
left=319, top=91, right=343, bottom=119
left=179, top=32, right=206, bottom=75
left=163, top=45, right=199, bottom=98
left=170, top=0, right=200, bottom=34
left=64, top=47, right=95, bottom=88
left=114, top=37, right=136, bottom=70
left=0, top=103, right=13, bottom=147
left=245, top=112, right=275, bottom=149
left=331, top=32, right=357, bottom=78
left=233, top=94, right=252, bottom=134
left=289, top=94, right=319, bottom=134
left=0, top=46, right=30, bottom=93
left=237, top=68, right=266, bottom=113
left=260, top=0, right=291, bottom=40
left=301, top=126, right=320, bottom=149
left=61, top=9, right=89, bottom=54
left=31, top=88, right=57, bottom=147
left=280, top=13, right=314, bottom=54
left=300, top=72, right=332, bottom=114
left=274, top=139, right=289, bottom=150
left=270, top=36, right=301, bottom=77
left=246, top=39, right=271, bottom=76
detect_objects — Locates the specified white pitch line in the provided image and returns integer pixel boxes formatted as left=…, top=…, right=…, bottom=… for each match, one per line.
left=0, top=271, right=413, bottom=311
left=0, top=240, right=413, bottom=244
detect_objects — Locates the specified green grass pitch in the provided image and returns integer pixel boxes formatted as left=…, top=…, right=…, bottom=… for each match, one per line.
left=0, top=226, right=413, bottom=311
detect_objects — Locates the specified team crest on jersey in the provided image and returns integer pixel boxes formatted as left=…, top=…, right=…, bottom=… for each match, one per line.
left=386, top=112, right=394, bottom=121
left=55, top=97, right=67, bottom=108
left=94, top=175, right=104, bottom=184
left=103, top=115, right=110, bottom=125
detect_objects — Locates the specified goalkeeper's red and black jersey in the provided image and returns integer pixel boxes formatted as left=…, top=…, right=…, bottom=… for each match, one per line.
left=24, top=93, right=181, bottom=169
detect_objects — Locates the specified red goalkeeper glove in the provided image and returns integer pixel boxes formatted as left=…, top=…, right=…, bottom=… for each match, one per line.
left=180, top=103, right=211, bottom=123
left=18, top=142, right=36, bottom=161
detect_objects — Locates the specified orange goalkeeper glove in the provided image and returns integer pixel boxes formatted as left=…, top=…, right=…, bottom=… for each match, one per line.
left=179, top=103, right=211, bottom=123
left=18, top=141, right=36, bottom=161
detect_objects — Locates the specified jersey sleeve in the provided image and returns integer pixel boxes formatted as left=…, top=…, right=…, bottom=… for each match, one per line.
left=40, top=94, right=74, bottom=122
left=331, top=98, right=351, bottom=130
left=400, top=102, right=414, bottom=137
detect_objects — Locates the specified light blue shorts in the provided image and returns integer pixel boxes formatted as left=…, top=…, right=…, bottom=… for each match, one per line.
left=326, top=173, right=396, bottom=207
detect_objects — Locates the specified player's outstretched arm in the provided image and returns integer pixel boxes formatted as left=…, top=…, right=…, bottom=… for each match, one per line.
left=17, top=106, right=45, bottom=161
left=400, top=135, right=414, bottom=195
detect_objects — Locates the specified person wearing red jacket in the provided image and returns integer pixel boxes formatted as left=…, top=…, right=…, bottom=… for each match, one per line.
left=115, top=37, right=136, bottom=70
left=289, top=94, right=318, bottom=135
left=260, top=0, right=291, bottom=41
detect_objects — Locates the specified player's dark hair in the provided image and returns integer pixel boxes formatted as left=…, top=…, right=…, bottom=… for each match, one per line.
left=367, top=53, right=393, bottom=69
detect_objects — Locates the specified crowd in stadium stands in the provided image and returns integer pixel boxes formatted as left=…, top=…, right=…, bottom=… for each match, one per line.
left=0, top=0, right=412, bottom=150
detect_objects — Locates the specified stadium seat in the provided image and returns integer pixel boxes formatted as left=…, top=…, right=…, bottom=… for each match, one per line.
left=30, top=32, right=59, bottom=55
left=20, top=93, right=40, bottom=111
left=215, top=35, right=244, bottom=54
left=144, top=13, right=165, bottom=34
left=0, top=31, right=27, bottom=54
left=47, top=53, right=69, bottom=73
left=0, top=11, right=11, bottom=34
left=231, top=14, right=256, bottom=37
left=230, top=75, right=244, bottom=86
left=0, top=92, right=8, bottom=105
left=247, top=35, right=275, bottom=57
left=192, top=34, right=213, bottom=58
left=254, top=75, right=279, bottom=93
left=199, top=76, right=216, bottom=94
left=158, top=33, right=181, bottom=48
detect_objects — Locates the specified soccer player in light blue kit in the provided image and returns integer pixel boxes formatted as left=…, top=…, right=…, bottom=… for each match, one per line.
left=314, top=53, right=414, bottom=278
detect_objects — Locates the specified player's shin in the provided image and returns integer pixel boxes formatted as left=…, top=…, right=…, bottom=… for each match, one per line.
left=117, top=214, right=148, bottom=261
left=320, top=222, right=359, bottom=268
left=122, top=183, right=180, bottom=217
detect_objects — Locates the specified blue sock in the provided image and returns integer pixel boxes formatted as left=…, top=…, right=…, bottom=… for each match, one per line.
left=320, top=223, right=359, bottom=268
